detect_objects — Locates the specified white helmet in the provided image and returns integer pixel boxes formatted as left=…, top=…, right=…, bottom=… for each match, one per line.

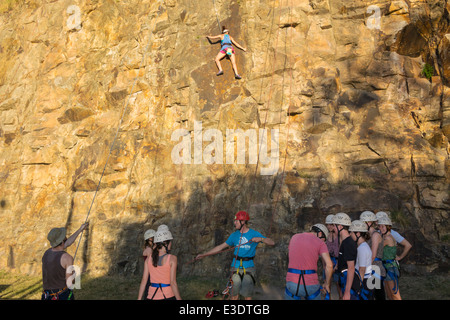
left=332, top=212, right=352, bottom=226
left=311, top=223, right=329, bottom=240
left=325, top=214, right=335, bottom=224
left=377, top=216, right=392, bottom=226
left=144, top=229, right=156, bottom=240
left=375, top=211, right=389, bottom=220
left=349, top=220, right=368, bottom=233
left=360, top=211, right=377, bottom=222
left=157, top=224, right=170, bottom=232
left=154, top=225, right=173, bottom=243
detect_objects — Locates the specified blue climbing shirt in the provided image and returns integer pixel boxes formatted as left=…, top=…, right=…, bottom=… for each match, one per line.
left=226, top=229, right=265, bottom=269
left=221, top=34, right=232, bottom=49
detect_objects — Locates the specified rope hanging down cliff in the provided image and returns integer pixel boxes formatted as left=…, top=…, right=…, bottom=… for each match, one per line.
left=212, top=0, right=222, bottom=32
left=191, top=0, right=296, bottom=300
left=72, top=20, right=156, bottom=263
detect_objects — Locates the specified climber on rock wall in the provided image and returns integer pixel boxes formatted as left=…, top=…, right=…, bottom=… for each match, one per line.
left=207, top=26, right=247, bottom=79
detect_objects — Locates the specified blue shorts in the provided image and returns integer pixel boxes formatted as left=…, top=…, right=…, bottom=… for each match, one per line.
left=220, top=47, right=235, bottom=55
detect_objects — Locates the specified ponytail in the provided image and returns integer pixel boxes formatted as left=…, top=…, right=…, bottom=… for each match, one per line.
left=151, top=240, right=171, bottom=267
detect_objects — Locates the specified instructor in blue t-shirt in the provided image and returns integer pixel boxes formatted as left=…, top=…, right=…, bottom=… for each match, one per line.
left=196, top=210, right=274, bottom=300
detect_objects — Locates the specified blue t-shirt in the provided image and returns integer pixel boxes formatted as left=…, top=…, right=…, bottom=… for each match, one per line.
left=391, top=230, right=405, bottom=244
left=226, top=229, right=265, bottom=269
left=221, top=34, right=232, bottom=49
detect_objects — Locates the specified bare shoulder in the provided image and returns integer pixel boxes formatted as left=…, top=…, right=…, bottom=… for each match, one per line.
left=61, top=252, right=73, bottom=269
left=143, top=247, right=152, bottom=257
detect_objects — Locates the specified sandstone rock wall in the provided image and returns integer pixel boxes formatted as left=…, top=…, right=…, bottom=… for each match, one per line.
left=0, top=0, right=448, bottom=279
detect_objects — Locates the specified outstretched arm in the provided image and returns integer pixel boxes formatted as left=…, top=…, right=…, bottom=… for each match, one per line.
left=230, top=36, right=247, bottom=51
left=64, top=223, right=89, bottom=249
left=252, top=237, right=274, bottom=246
left=196, top=242, right=230, bottom=260
left=206, top=35, right=222, bottom=41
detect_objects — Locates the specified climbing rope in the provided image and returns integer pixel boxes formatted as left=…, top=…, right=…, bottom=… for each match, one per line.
left=226, top=0, right=298, bottom=299
left=267, top=0, right=295, bottom=237
left=189, top=0, right=294, bottom=299
left=246, top=0, right=287, bottom=236
left=245, top=2, right=281, bottom=210
left=72, top=19, right=156, bottom=263
left=212, top=0, right=222, bottom=31
left=221, top=1, right=284, bottom=299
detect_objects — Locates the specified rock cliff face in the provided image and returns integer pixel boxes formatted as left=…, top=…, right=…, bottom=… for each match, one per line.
left=0, top=0, right=449, bottom=279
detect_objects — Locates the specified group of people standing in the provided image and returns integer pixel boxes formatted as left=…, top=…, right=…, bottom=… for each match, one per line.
left=137, top=225, right=182, bottom=300
left=138, top=211, right=274, bottom=300
left=41, top=209, right=410, bottom=301
left=136, top=209, right=410, bottom=301
left=312, top=211, right=412, bottom=300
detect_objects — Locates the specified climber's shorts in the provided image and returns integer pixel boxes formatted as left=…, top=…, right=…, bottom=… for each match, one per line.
left=220, top=47, right=235, bottom=55
left=231, top=267, right=256, bottom=298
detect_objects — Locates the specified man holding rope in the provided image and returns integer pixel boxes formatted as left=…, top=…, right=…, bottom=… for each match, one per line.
left=41, top=223, right=88, bottom=300
left=196, top=211, right=274, bottom=300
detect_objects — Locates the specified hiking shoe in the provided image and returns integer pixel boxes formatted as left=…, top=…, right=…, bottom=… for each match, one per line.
left=235, top=74, right=242, bottom=80
left=216, top=71, right=224, bottom=76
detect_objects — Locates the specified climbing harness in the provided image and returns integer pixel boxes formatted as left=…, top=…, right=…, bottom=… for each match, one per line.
left=383, top=259, right=400, bottom=294
left=359, top=270, right=375, bottom=300
left=233, top=256, right=256, bottom=285
left=149, top=283, right=170, bottom=300
left=71, top=19, right=156, bottom=264
left=221, top=33, right=233, bottom=56
left=372, top=257, right=385, bottom=281
left=323, top=288, right=331, bottom=300
left=42, top=287, right=72, bottom=300
left=285, top=268, right=325, bottom=300
left=338, top=268, right=362, bottom=299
